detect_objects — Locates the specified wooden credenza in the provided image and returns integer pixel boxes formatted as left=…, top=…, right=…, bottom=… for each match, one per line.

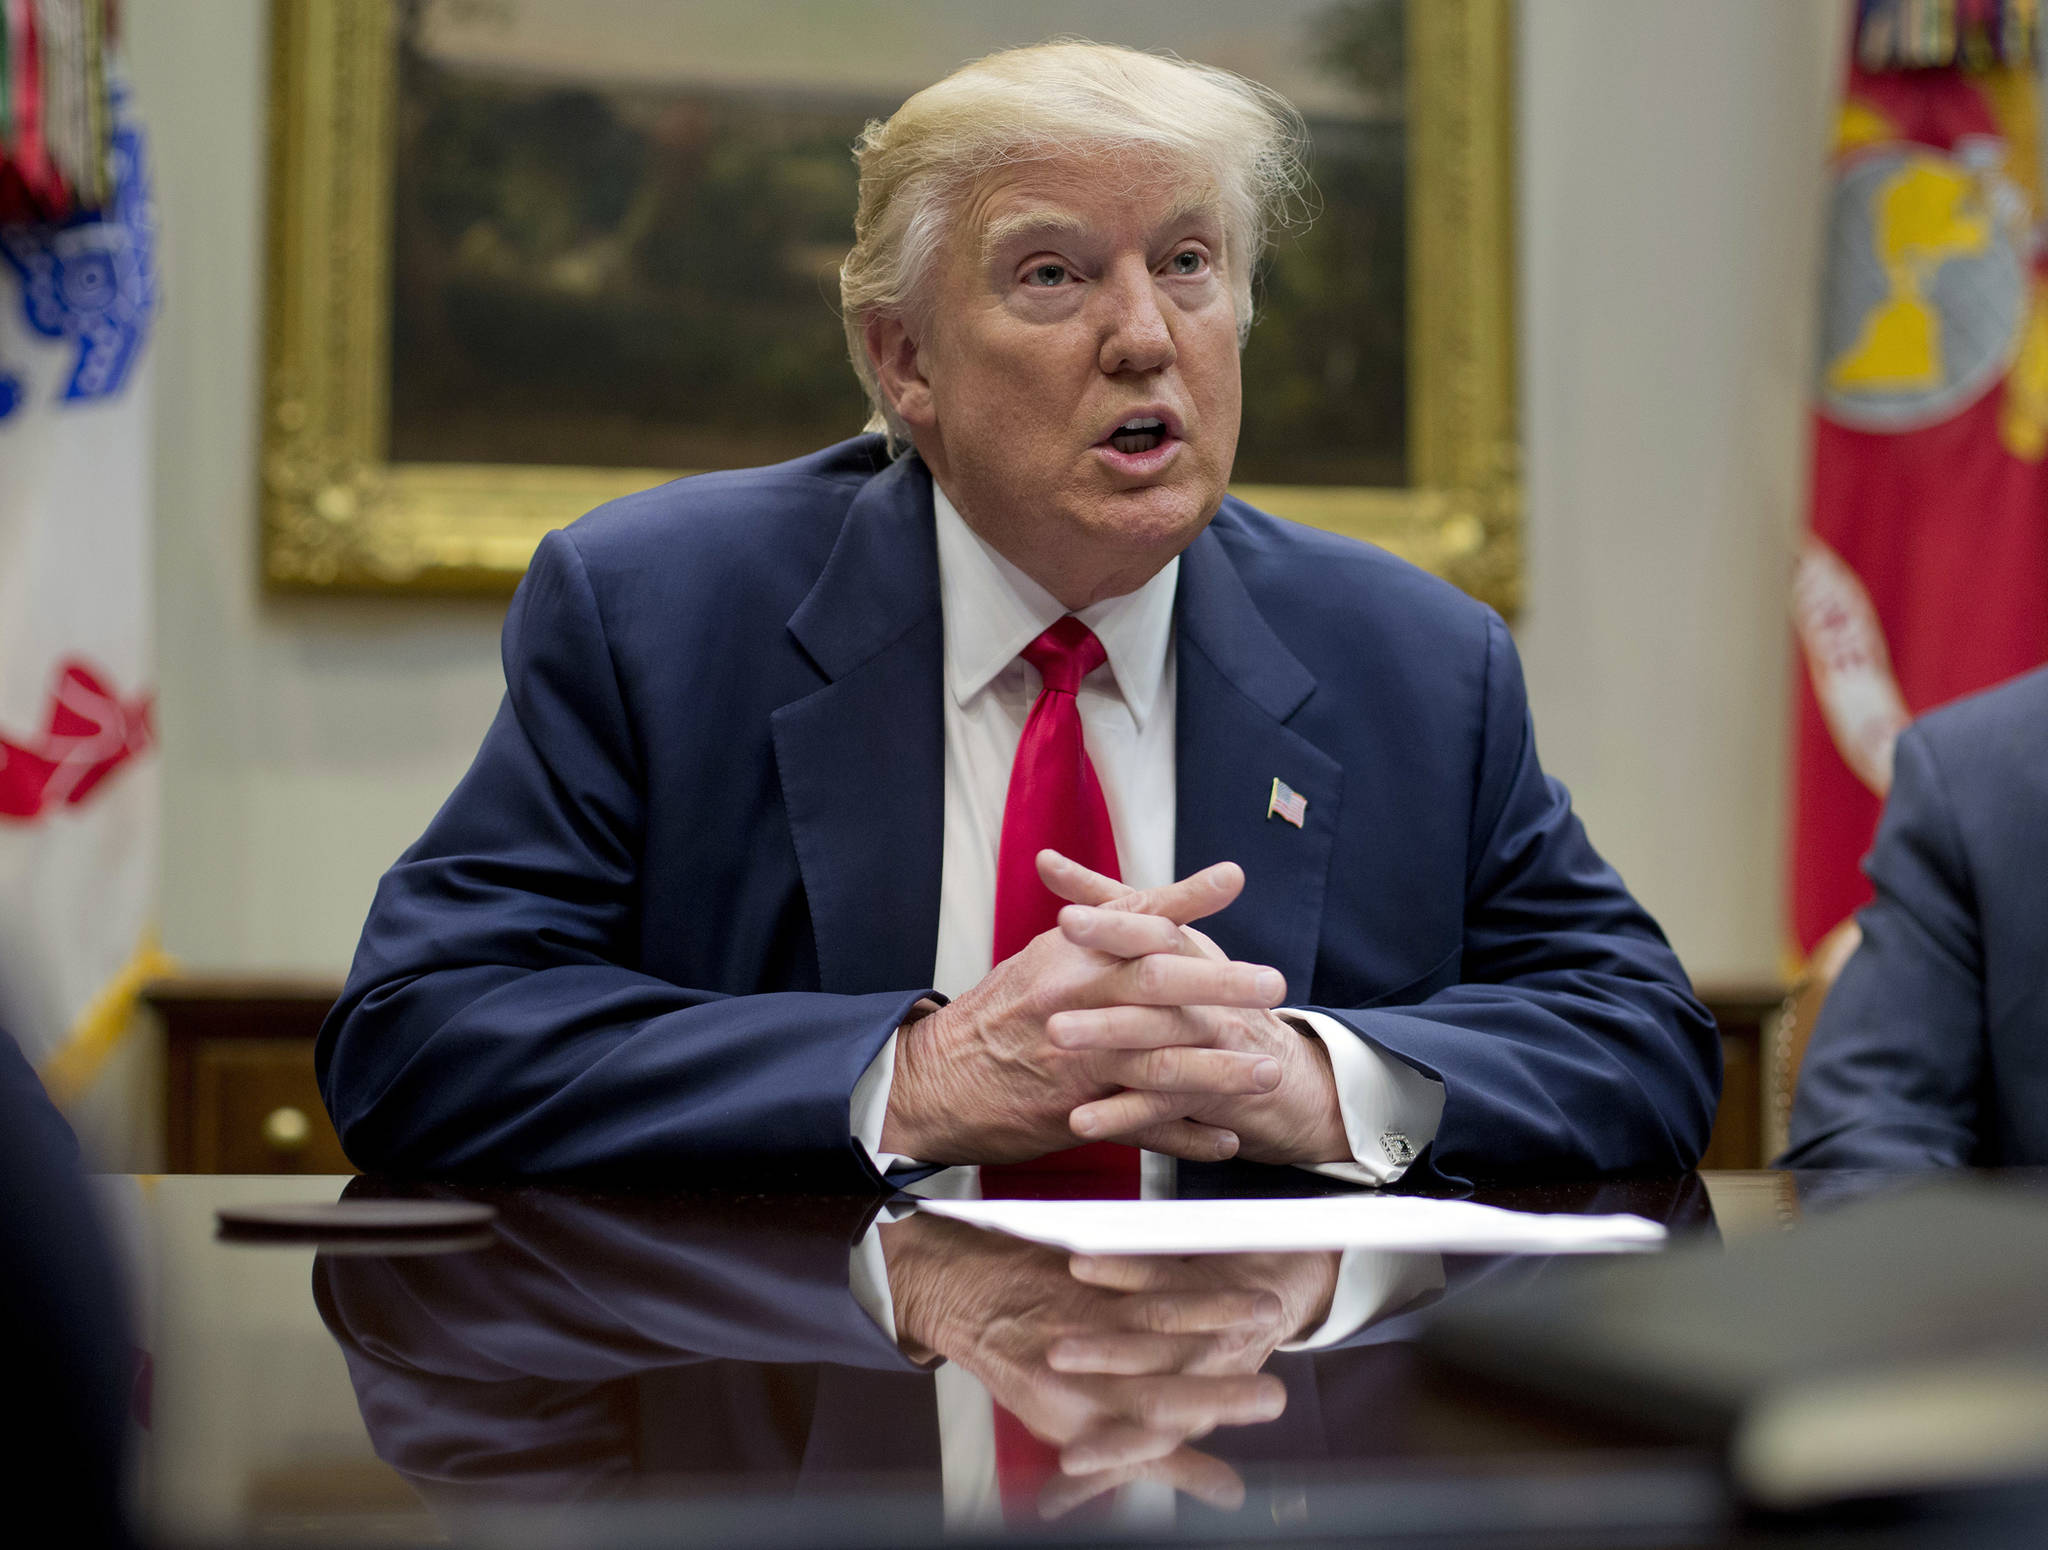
left=1695, top=982, right=1782, bottom=1171
left=145, top=978, right=1787, bottom=1174
left=148, top=979, right=355, bottom=1174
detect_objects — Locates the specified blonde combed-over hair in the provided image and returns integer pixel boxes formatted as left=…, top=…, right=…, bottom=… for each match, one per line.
left=839, top=40, right=1310, bottom=447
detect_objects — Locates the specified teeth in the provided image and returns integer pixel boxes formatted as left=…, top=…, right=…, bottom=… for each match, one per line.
left=1120, top=417, right=1164, bottom=432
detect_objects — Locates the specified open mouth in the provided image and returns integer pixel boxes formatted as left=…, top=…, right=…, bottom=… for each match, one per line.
left=1106, top=416, right=1168, bottom=455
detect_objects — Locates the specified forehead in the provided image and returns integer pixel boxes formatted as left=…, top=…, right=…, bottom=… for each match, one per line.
left=959, top=150, right=1225, bottom=259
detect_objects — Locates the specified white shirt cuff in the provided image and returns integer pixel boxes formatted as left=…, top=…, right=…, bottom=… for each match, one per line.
left=850, top=1030, right=926, bottom=1176
left=846, top=1216, right=899, bottom=1344
left=1282, top=1009, right=1446, bottom=1186
left=1279, top=1248, right=1447, bottom=1350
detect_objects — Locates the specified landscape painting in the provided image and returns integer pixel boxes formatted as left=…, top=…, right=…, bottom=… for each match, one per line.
left=385, top=0, right=1409, bottom=487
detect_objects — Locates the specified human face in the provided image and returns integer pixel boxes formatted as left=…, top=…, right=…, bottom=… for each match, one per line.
left=870, top=152, right=1243, bottom=609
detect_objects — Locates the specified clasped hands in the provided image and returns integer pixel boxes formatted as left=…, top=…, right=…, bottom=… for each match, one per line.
left=882, top=850, right=1349, bottom=1165
left=883, top=1213, right=1339, bottom=1517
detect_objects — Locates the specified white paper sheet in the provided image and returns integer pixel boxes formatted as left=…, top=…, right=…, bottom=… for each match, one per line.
left=913, top=1194, right=1666, bottom=1255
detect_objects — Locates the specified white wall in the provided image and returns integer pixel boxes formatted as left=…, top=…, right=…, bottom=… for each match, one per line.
left=1515, top=0, right=1844, bottom=982
left=131, top=1, right=507, bottom=974
left=129, top=0, right=1843, bottom=986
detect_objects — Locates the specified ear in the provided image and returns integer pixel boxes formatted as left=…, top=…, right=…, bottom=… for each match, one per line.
left=864, top=312, right=937, bottom=434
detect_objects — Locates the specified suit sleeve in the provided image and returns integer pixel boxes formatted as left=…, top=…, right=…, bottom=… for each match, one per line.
left=317, top=530, right=930, bottom=1179
left=1780, top=725, right=1984, bottom=1168
left=1301, top=614, right=1720, bottom=1185
left=311, top=1191, right=920, bottom=1507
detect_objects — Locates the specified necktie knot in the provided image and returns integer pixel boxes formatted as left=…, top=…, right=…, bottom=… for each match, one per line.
left=1020, top=616, right=1107, bottom=697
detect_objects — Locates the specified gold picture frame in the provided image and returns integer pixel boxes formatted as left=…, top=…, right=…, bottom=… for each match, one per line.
left=260, top=0, right=1518, bottom=612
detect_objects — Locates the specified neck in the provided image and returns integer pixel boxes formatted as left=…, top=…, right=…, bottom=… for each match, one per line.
left=925, top=470, right=1164, bottom=612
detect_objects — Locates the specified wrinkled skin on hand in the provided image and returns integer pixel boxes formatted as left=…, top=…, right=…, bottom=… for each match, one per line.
left=882, top=857, right=1292, bottom=1163
left=1043, top=852, right=1352, bottom=1164
left=883, top=1212, right=1339, bottom=1520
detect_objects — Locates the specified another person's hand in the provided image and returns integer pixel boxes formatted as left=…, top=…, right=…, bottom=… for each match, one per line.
left=881, top=861, right=1291, bottom=1162
left=1042, top=853, right=1352, bottom=1165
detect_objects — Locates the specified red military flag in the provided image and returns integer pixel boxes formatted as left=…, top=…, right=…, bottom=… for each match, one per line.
left=1793, top=0, right=2048, bottom=953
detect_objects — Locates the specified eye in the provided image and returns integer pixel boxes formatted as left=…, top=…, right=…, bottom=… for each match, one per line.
left=1022, top=262, right=1071, bottom=287
left=1166, top=248, right=1208, bottom=276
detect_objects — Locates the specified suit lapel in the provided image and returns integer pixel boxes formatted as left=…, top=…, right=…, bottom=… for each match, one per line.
left=1174, top=526, right=1341, bottom=1004
left=772, top=455, right=946, bottom=994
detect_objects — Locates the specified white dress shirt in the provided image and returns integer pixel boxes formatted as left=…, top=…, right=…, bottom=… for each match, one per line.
left=840, top=480, right=1451, bottom=1529
left=849, top=481, right=1444, bottom=1185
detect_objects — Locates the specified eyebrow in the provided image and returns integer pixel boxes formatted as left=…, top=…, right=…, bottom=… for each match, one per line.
left=979, top=192, right=1225, bottom=267
left=979, top=210, right=1089, bottom=264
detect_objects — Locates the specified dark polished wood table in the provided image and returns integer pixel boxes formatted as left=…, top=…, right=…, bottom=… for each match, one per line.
left=99, top=1169, right=2039, bottom=1549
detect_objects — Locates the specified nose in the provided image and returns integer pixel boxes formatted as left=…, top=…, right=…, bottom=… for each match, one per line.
left=1096, top=258, right=1176, bottom=376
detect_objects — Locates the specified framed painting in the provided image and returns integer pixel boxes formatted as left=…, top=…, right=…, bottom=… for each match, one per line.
left=260, top=0, right=1517, bottom=612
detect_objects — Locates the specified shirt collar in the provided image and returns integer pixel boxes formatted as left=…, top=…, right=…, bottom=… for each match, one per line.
left=932, top=480, right=1178, bottom=727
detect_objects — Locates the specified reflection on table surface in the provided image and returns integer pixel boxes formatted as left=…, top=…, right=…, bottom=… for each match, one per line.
left=94, top=1168, right=1974, bottom=1547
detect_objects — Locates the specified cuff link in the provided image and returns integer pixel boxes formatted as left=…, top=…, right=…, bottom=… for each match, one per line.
left=1379, top=1131, right=1416, bottom=1166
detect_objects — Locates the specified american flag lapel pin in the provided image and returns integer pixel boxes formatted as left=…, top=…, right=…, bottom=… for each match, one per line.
left=1267, top=777, right=1307, bottom=828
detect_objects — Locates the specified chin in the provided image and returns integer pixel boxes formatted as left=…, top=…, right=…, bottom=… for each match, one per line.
left=1103, top=477, right=1222, bottom=538
left=1072, top=490, right=1214, bottom=570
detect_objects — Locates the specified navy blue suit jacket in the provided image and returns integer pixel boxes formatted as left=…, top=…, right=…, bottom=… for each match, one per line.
left=1783, top=664, right=2048, bottom=1168
left=319, top=437, right=1716, bottom=1186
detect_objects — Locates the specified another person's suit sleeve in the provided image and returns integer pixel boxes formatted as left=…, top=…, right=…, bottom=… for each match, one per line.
left=1302, top=615, right=1720, bottom=1186
left=1780, top=725, right=1984, bottom=1169
left=317, top=533, right=933, bottom=1179
left=0, top=1028, right=135, bottom=1545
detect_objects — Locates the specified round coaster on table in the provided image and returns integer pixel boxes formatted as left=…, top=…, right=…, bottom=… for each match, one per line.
left=217, top=1199, right=497, bottom=1240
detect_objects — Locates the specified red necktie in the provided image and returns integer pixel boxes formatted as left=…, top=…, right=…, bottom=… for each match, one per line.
left=979, top=618, right=1140, bottom=1522
left=981, top=617, right=1141, bottom=1197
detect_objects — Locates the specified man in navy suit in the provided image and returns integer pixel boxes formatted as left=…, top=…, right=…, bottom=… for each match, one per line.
left=319, top=42, right=1716, bottom=1188
left=1783, top=665, right=2048, bottom=1169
